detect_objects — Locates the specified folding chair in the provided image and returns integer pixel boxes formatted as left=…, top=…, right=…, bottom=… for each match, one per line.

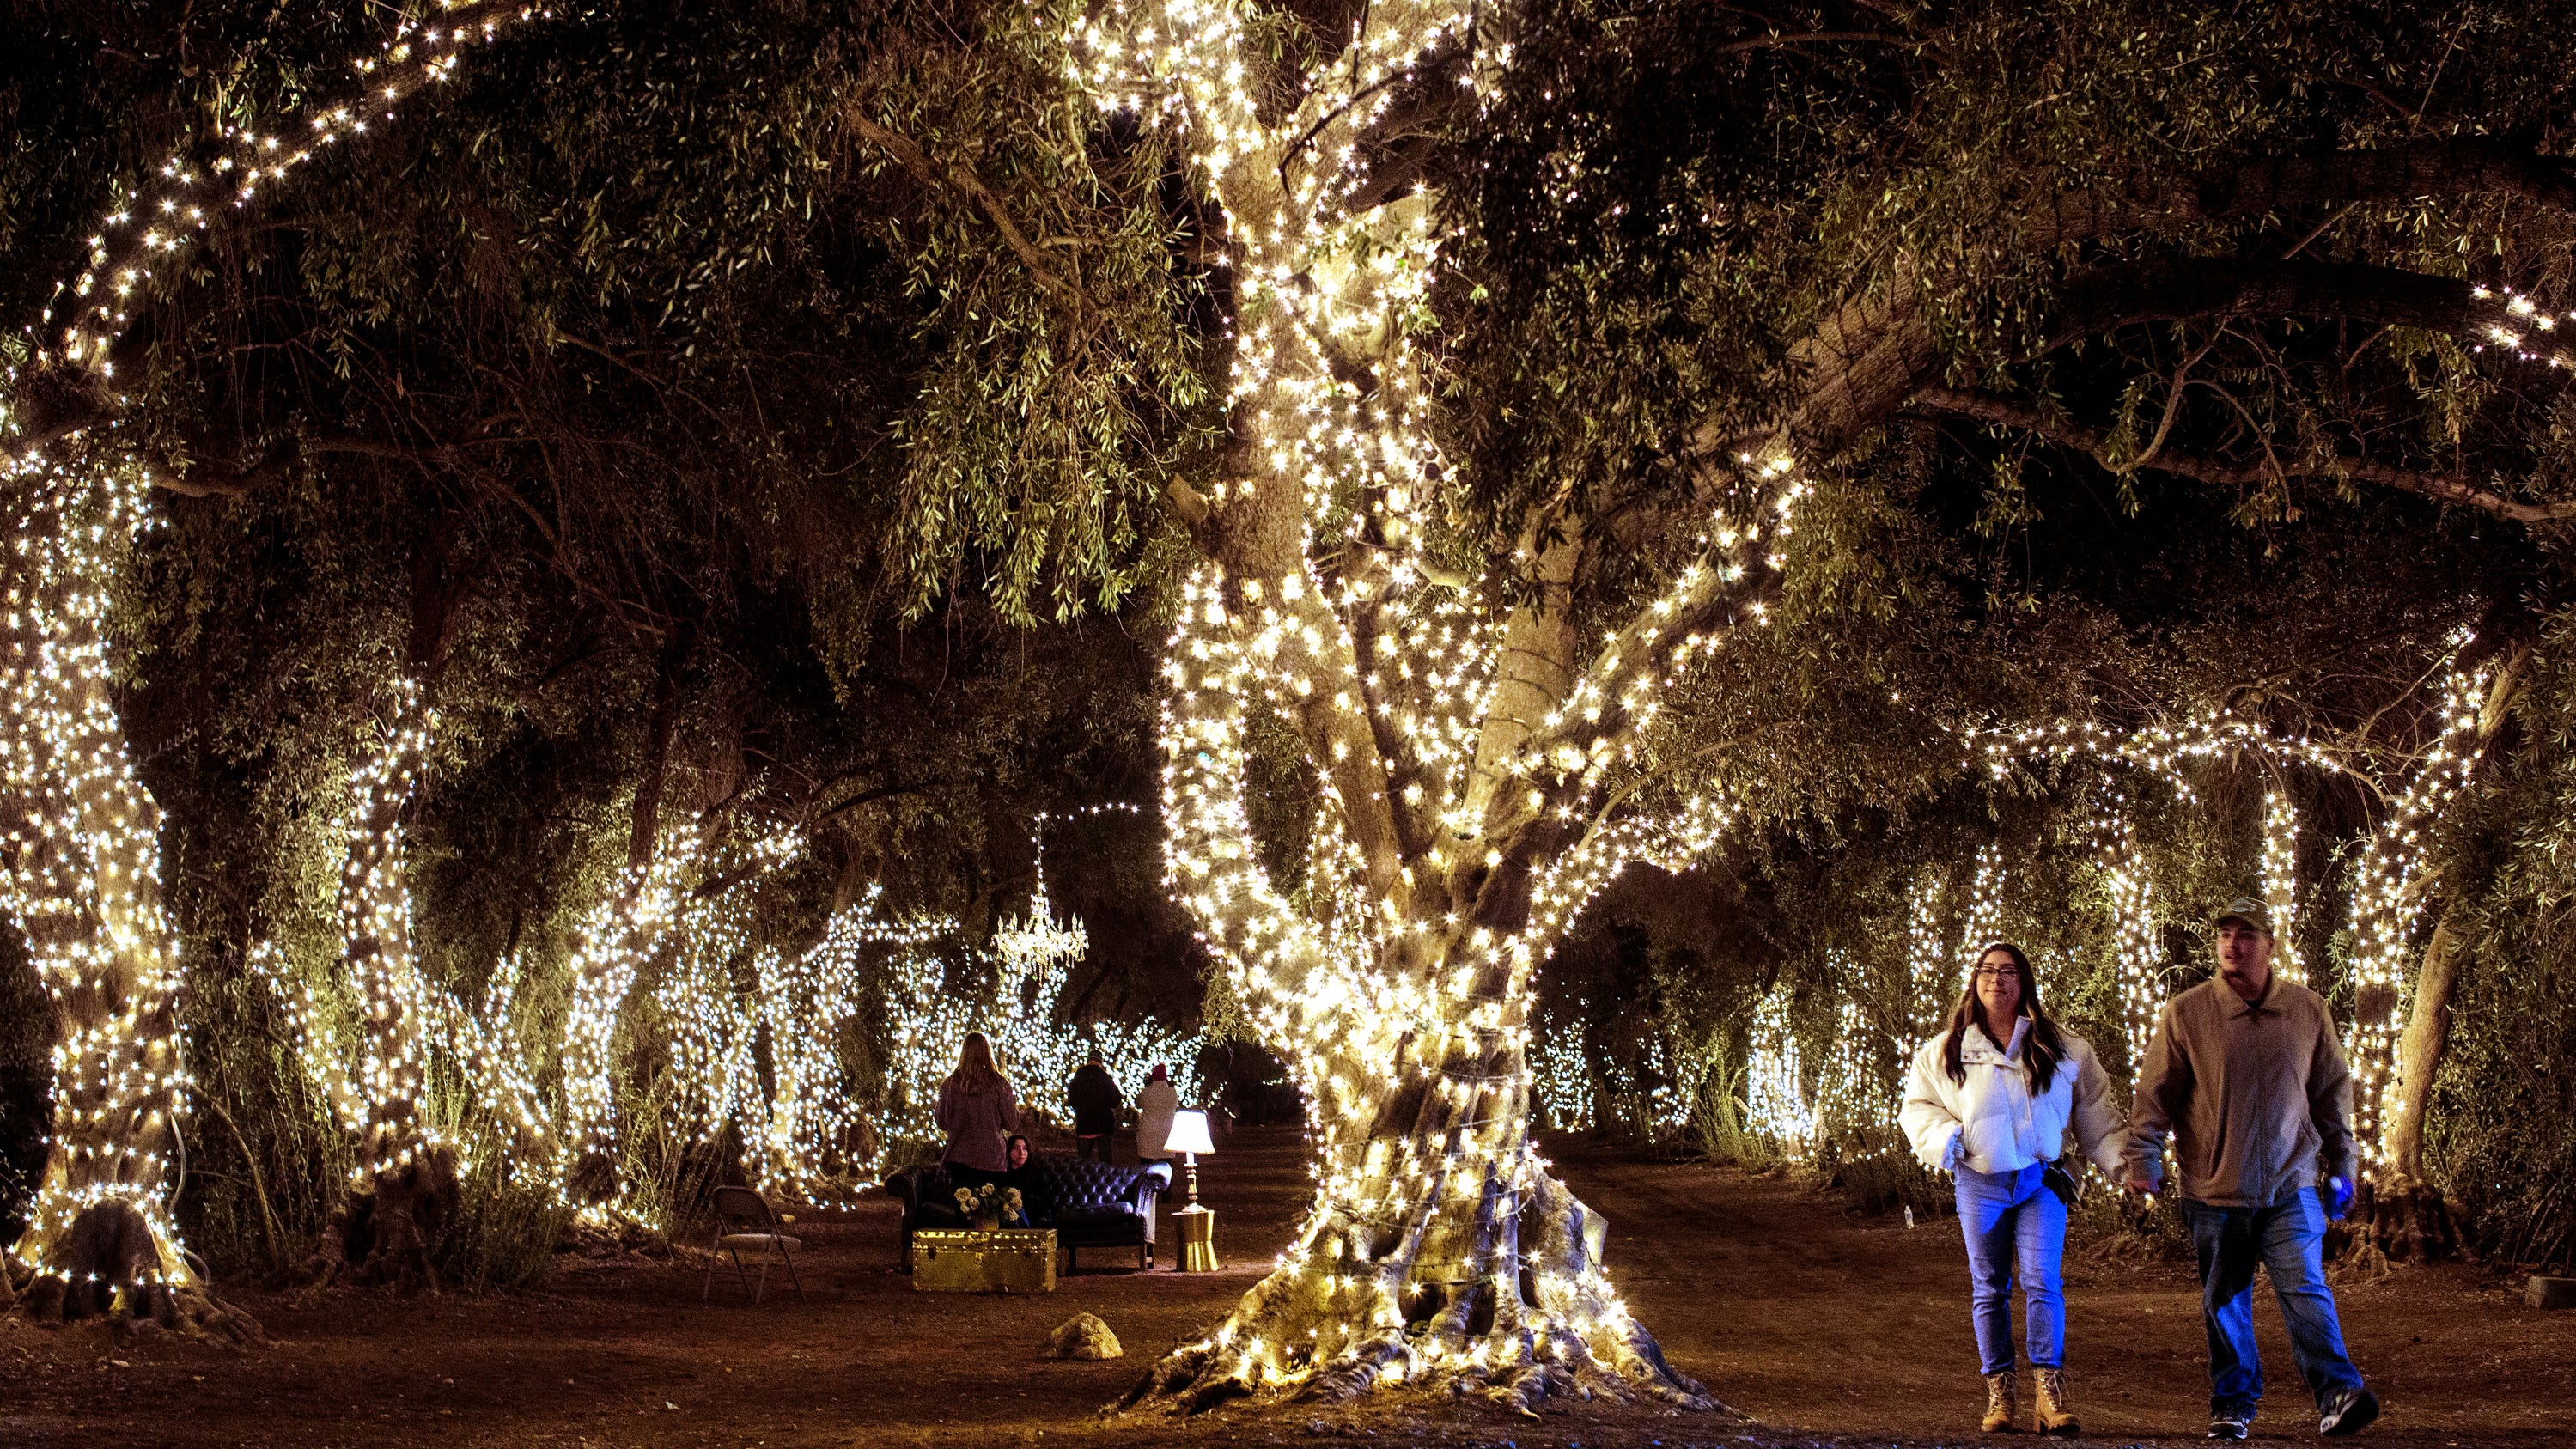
left=702, top=1186, right=805, bottom=1303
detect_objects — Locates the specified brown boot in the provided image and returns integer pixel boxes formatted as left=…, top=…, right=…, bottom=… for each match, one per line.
left=1982, top=1370, right=2019, bottom=1433
left=2032, top=1367, right=2080, bottom=1436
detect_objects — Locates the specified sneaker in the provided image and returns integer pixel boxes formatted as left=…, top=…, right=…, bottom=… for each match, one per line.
left=2321, top=1386, right=2380, bottom=1435
left=2207, top=1414, right=2252, bottom=1440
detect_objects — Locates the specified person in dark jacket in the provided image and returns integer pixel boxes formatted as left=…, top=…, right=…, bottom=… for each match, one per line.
left=1069, top=1047, right=1124, bottom=1162
left=998, top=1134, right=1048, bottom=1227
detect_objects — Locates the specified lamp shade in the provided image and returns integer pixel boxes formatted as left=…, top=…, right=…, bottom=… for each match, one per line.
left=1162, top=1109, right=1215, bottom=1157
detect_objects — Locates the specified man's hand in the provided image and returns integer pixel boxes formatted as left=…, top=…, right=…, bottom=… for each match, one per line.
left=2124, top=1175, right=2157, bottom=1196
left=2326, top=1175, right=2356, bottom=1221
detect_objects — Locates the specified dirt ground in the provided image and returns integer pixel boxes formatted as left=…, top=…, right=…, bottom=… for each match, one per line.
left=3, top=1126, right=2570, bottom=1448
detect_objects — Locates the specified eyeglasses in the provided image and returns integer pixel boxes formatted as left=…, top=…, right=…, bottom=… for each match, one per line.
left=1971, top=965, right=2022, bottom=981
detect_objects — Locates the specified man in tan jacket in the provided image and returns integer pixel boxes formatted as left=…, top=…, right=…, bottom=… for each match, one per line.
left=2123, top=898, right=2378, bottom=1440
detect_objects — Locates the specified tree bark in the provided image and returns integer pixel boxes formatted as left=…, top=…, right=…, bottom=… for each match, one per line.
left=0, top=466, right=257, bottom=1341
left=2359, top=645, right=2527, bottom=1261
left=1714, top=142, right=2576, bottom=472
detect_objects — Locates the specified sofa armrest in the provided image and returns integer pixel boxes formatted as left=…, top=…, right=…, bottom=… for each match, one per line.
left=1128, top=1162, right=1172, bottom=1244
left=886, top=1167, right=924, bottom=1223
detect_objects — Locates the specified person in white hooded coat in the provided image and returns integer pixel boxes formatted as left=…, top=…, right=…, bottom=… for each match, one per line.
left=1900, top=941, right=2128, bottom=1437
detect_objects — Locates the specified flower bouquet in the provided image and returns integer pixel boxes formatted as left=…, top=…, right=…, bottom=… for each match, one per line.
left=953, top=1182, right=1026, bottom=1230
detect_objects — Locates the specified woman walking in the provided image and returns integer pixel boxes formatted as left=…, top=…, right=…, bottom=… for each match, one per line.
left=1901, top=942, right=2126, bottom=1435
left=936, top=1032, right=1020, bottom=1192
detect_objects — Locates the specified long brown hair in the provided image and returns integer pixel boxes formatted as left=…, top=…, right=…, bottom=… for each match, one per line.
left=1941, top=941, right=2068, bottom=1093
left=948, top=1031, right=1006, bottom=1095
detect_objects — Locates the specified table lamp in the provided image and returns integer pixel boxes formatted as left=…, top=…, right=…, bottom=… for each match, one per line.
left=1164, top=1109, right=1219, bottom=1271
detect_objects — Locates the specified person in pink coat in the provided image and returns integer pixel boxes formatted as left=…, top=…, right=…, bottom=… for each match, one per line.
left=935, top=1031, right=1020, bottom=1191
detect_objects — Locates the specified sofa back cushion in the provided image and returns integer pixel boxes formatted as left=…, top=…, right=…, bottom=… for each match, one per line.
left=1039, top=1155, right=1152, bottom=1214
left=896, top=1152, right=1162, bottom=1221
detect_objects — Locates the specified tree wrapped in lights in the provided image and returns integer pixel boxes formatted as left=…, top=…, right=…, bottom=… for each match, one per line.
left=0, top=0, right=547, bottom=1318
left=0, top=458, right=251, bottom=1336
left=1054, top=0, right=1797, bottom=1409
left=251, top=682, right=553, bottom=1286
left=740, top=884, right=951, bottom=1201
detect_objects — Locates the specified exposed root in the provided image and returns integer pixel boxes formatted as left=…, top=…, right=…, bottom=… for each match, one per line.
left=296, top=1134, right=461, bottom=1292
left=2351, top=1175, right=2464, bottom=1264
left=8, top=1201, right=262, bottom=1343
left=1121, top=1160, right=1729, bottom=1419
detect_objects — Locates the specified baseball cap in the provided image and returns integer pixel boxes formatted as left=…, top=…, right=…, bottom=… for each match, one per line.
left=2211, top=896, right=2275, bottom=935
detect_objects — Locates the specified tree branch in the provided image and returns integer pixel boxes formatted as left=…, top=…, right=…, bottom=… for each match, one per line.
left=2043, top=258, right=2525, bottom=354
left=1702, top=140, right=2576, bottom=471
left=1909, top=385, right=2576, bottom=523
left=845, top=107, right=1093, bottom=312
left=1713, top=30, right=1912, bottom=55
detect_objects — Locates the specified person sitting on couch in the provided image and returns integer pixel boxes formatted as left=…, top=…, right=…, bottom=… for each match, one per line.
left=999, top=1134, right=1050, bottom=1227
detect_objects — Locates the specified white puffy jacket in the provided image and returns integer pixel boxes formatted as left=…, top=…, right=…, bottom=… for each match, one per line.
left=1899, top=1017, right=2128, bottom=1176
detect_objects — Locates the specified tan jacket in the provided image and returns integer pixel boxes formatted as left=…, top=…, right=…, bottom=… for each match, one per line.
left=2123, top=974, right=2358, bottom=1207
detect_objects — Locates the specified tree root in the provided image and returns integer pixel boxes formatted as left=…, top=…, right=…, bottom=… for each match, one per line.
left=1119, top=1166, right=1730, bottom=1420
left=2351, top=1175, right=2464, bottom=1264
left=7, top=1201, right=263, bottom=1343
left=295, top=1138, right=460, bottom=1293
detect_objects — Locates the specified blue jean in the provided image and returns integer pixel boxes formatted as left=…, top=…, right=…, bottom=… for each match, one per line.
left=1953, top=1162, right=2067, bottom=1375
left=2184, top=1190, right=2366, bottom=1416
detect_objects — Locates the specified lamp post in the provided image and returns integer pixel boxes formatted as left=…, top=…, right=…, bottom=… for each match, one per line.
left=1163, top=1109, right=1218, bottom=1271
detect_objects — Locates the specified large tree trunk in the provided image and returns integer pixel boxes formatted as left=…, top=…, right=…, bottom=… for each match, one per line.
left=2349, top=645, right=2524, bottom=1263
left=1123, top=1031, right=1707, bottom=1413
left=0, top=465, right=257, bottom=1341
left=1057, top=0, right=1781, bottom=1415
left=293, top=685, right=463, bottom=1290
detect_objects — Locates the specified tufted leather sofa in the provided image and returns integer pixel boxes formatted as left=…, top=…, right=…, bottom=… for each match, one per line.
left=887, top=1153, right=1173, bottom=1271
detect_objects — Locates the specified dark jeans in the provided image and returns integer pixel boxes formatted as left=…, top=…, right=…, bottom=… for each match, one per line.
left=2185, top=1189, right=2366, bottom=1417
left=1075, top=1134, right=1111, bottom=1162
left=947, top=1164, right=1003, bottom=1193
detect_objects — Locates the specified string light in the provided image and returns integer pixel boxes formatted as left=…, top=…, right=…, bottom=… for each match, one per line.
left=2261, top=783, right=2305, bottom=985
left=21, top=3, right=546, bottom=386
left=0, top=457, right=192, bottom=1290
left=1741, top=986, right=1812, bottom=1149
left=248, top=680, right=551, bottom=1196
left=1, top=1, right=543, bottom=1297
left=2344, top=650, right=2492, bottom=1163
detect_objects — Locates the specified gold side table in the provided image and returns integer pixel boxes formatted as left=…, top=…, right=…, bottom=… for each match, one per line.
left=1176, top=1204, right=1220, bottom=1271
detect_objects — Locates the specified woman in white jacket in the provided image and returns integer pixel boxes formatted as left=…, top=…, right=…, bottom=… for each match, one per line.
left=1901, top=941, right=2126, bottom=1437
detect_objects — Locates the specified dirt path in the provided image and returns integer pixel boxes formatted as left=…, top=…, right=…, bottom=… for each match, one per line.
left=3, top=1128, right=2568, bottom=1447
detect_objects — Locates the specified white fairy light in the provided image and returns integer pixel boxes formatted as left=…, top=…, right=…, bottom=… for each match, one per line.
left=248, top=680, right=551, bottom=1193
left=1, top=0, right=545, bottom=1297
left=2344, top=652, right=2492, bottom=1163
left=1742, top=984, right=1811, bottom=1152
left=2260, top=783, right=2305, bottom=986
left=0, top=456, right=192, bottom=1289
